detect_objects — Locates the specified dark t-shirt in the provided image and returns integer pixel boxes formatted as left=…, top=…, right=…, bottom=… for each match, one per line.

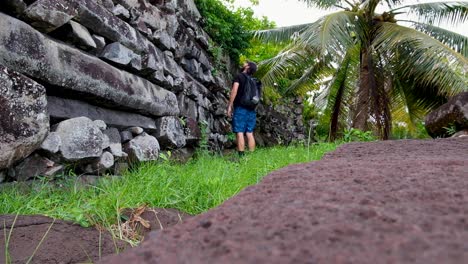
left=233, top=73, right=256, bottom=110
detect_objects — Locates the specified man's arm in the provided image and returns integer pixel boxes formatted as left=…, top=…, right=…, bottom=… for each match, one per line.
left=227, top=82, right=239, bottom=118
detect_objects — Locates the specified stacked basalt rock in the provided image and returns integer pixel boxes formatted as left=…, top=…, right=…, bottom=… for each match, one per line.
left=0, top=65, right=196, bottom=182
left=256, top=97, right=307, bottom=146
left=425, top=92, right=468, bottom=138
left=0, top=0, right=306, bottom=183
left=0, top=0, right=231, bottom=182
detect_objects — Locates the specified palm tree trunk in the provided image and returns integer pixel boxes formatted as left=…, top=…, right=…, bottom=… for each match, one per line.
left=353, top=44, right=376, bottom=131
left=329, top=83, right=345, bottom=141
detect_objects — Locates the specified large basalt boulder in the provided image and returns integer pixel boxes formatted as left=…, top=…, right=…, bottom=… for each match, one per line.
left=76, top=0, right=151, bottom=54
left=22, top=0, right=79, bottom=32
left=0, top=12, right=179, bottom=117
left=134, top=3, right=167, bottom=32
left=112, top=4, right=130, bottom=20
left=99, top=42, right=140, bottom=67
left=256, top=99, right=306, bottom=146
left=0, top=65, right=49, bottom=170
left=83, top=151, right=115, bottom=175
left=184, top=118, right=202, bottom=146
left=67, top=20, right=97, bottom=50
left=178, top=94, right=198, bottom=121
left=153, top=30, right=177, bottom=51
left=178, top=0, right=201, bottom=19
left=40, top=132, right=62, bottom=154
left=47, top=96, right=158, bottom=132
left=153, top=117, right=187, bottom=149
left=8, top=154, right=61, bottom=181
left=162, top=51, right=185, bottom=80
left=1, top=0, right=28, bottom=15
left=425, top=92, right=468, bottom=138
left=53, top=117, right=105, bottom=162
left=123, top=133, right=160, bottom=162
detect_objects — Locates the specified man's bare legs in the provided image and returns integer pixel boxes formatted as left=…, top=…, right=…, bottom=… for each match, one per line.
left=236, top=132, right=245, bottom=152
left=246, top=132, right=255, bottom=151
left=237, top=132, right=255, bottom=155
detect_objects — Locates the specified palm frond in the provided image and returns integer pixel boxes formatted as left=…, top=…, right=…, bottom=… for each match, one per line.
left=257, top=45, right=314, bottom=88
left=298, top=0, right=345, bottom=9
left=382, top=0, right=404, bottom=9
left=296, top=10, right=362, bottom=56
left=392, top=81, right=428, bottom=127
left=284, top=57, right=333, bottom=95
left=390, top=73, right=449, bottom=133
left=392, top=1, right=468, bottom=26
left=319, top=44, right=360, bottom=139
left=410, top=21, right=468, bottom=57
left=327, top=49, right=354, bottom=140
left=253, top=23, right=314, bottom=43
left=374, top=22, right=468, bottom=95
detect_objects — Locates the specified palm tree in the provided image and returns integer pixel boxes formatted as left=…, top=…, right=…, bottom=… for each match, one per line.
left=255, top=0, right=467, bottom=140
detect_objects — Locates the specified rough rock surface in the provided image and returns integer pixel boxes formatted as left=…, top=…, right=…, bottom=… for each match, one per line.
left=129, top=127, right=144, bottom=136
left=0, top=208, right=190, bottom=263
left=256, top=97, right=306, bottom=146
left=184, top=117, right=202, bottom=146
left=68, top=20, right=97, bottom=49
left=0, top=171, right=6, bottom=183
left=0, top=215, right=128, bottom=264
left=1, top=0, right=28, bottom=15
left=425, top=92, right=468, bottom=138
left=47, top=96, right=158, bottom=132
left=8, top=154, right=56, bottom=181
left=0, top=65, right=49, bottom=170
left=0, top=0, right=305, bottom=179
left=40, top=132, right=62, bottom=154
left=120, top=130, right=133, bottom=143
left=153, top=116, right=187, bottom=149
left=86, top=151, right=115, bottom=174
left=54, top=117, right=105, bottom=162
left=123, top=133, right=160, bottom=162
left=453, top=129, right=468, bottom=138
left=93, top=120, right=107, bottom=131
left=22, top=0, right=79, bottom=32
left=0, top=13, right=179, bottom=117
left=99, top=42, right=139, bottom=66
left=104, top=128, right=126, bottom=157
left=102, top=138, right=468, bottom=264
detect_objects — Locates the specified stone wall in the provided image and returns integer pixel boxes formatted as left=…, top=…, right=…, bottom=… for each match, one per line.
left=425, top=92, right=468, bottom=138
left=0, top=0, right=305, bottom=183
left=256, top=97, right=306, bottom=146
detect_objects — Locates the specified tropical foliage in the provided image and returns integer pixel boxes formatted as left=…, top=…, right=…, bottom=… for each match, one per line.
left=254, top=0, right=468, bottom=140
left=195, top=0, right=275, bottom=60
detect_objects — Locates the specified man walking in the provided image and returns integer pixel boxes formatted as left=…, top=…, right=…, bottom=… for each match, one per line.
left=227, top=61, right=259, bottom=157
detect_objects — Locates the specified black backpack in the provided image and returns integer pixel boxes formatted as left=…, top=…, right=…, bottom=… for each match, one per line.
left=240, top=73, right=261, bottom=107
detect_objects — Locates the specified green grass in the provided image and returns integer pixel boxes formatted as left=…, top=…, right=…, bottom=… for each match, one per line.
left=0, top=144, right=337, bottom=229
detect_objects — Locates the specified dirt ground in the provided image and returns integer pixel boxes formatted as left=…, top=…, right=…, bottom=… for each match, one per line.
left=100, top=138, right=468, bottom=264
left=0, top=208, right=191, bottom=264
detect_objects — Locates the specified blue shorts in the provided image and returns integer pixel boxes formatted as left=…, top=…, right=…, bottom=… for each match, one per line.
left=232, top=106, right=256, bottom=133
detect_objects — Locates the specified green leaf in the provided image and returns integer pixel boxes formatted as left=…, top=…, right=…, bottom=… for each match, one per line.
left=411, top=21, right=468, bottom=57
left=392, top=1, right=468, bottom=26
left=374, top=22, right=468, bottom=94
left=298, top=0, right=345, bottom=9
left=254, top=23, right=314, bottom=43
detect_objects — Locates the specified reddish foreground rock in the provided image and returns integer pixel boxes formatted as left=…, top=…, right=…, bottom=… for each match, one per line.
left=102, top=138, right=468, bottom=264
left=0, top=215, right=127, bottom=264
left=0, top=208, right=191, bottom=263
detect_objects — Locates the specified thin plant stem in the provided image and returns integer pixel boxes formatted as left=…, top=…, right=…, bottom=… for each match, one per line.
left=4, top=214, right=19, bottom=264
